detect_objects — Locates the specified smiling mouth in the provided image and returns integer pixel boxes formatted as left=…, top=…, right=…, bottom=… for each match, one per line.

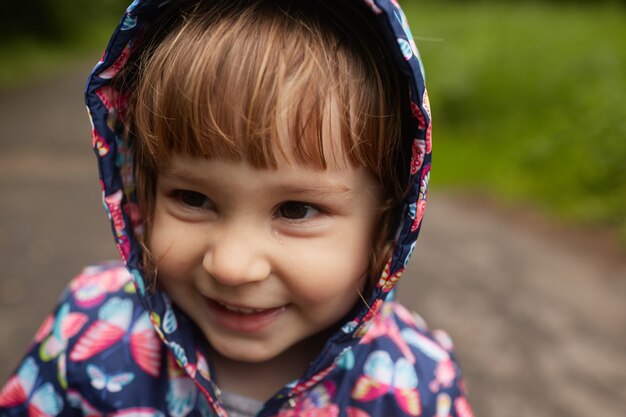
left=206, top=298, right=287, bottom=332
left=216, top=300, right=274, bottom=315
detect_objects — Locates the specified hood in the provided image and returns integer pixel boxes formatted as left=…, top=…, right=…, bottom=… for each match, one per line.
left=85, top=0, right=431, bottom=412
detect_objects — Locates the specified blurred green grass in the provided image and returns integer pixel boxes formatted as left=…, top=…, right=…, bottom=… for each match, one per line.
left=405, top=1, right=626, bottom=243
left=0, top=22, right=114, bottom=90
left=0, top=0, right=130, bottom=88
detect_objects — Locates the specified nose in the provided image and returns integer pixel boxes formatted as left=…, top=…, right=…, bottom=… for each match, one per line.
left=202, top=224, right=271, bottom=286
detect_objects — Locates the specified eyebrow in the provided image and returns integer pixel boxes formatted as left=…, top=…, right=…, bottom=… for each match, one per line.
left=160, top=168, right=354, bottom=199
left=160, top=170, right=207, bottom=188
left=270, top=182, right=354, bottom=199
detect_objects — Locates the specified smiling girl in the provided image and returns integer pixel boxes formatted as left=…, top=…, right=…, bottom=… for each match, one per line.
left=0, top=1, right=472, bottom=416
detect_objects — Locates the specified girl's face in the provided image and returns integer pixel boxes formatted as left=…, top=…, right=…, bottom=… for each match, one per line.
left=150, top=150, right=382, bottom=363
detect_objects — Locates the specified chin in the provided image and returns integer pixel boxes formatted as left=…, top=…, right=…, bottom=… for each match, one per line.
left=209, top=336, right=288, bottom=363
left=222, top=350, right=277, bottom=363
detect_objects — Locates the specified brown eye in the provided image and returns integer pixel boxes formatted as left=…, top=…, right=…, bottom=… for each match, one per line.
left=278, top=202, right=318, bottom=220
left=179, top=190, right=211, bottom=209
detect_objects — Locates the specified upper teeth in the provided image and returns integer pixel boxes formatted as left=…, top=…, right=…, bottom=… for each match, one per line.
left=220, top=302, right=263, bottom=314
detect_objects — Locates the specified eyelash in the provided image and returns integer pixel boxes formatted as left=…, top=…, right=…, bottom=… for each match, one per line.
left=274, top=201, right=321, bottom=223
left=171, top=190, right=322, bottom=223
left=173, top=190, right=213, bottom=210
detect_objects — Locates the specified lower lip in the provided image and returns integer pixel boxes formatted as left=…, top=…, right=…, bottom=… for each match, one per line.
left=206, top=299, right=287, bottom=333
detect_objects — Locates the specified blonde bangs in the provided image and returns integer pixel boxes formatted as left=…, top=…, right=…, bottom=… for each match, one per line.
left=130, top=0, right=398, bottom=177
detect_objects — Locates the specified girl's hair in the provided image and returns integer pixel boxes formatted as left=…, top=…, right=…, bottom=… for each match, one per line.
left=115, top=0, right=408, bottom=286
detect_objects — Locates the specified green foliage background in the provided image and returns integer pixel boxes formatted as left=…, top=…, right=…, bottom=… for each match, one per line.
left=1, top=0, right=625, bottom=242
left=0, top=0, right=128, bottom=88
left=0, top=0, right=129, bottom=41
left=403, top=0, right=626, bottom=243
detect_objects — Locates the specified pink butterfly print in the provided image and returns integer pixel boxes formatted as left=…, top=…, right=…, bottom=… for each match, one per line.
left=111, top=409, right=166, bottom=417
left=425, top=123, right=432, bottom=154
left=67, top=390, right=168, bottom=417
left=69, top=298, right=161, bottom=377
left=401, top=328, right=450, bottom=365
left=104, top=190, right=125, bottom=233
left=39, top=302, right=88, bottom=362
left=37, top=307, right=84, bottom=395
left=410, top=139, right=426, bottom=175
left=352, top=299, right=384, bottom=339
left=189, top=350, right=211, bottom=381
left=411, top=168, right=430, bottom=232
left=70, top=297, right=131, bottom=361
left=377, top=262, right=404, bottom=293
left=115, top=235, right=132, bottom=264
left=124, top=202, right=143, bottom=236
left=128, top=311, right=162, bottom=377
left=393, top=305, right=430, bottom=334
left=430, top=359, right=456, bottom=392
left=94, top=85, right=126, bottom=133
left=346, top=406, right=371, bottom=417
left=351, top=350, right=421, bottom=416
left=92, top=129, right=110, bottom=157
left=410, top=199, right=426, bottom=232
left=95, top=86, right=119, bottom=112
left=454, top=397, right=475, bottom=417
left=98, top=47, right=131, bottom=80
left=290, top=364, right=336, bottom=397
left=70, top=267, right=131, bottom=309
left=104, top=190, right=131, bottom=261
left=275, top=383, right=339, bottom=417
left=298, top=381, right=336, bottom=411
left=274, top=405, right=339, bottom=417
left=179, top=351, right=209, bottom=382
left=432, top=329, right=455, bottom=352
left=360, top=313, right=416, bottom=365
left=362, top=299, right=384, bottom=324
left=400, top=328, right=456, bottom=391
left=0, top=357, right=63, bottom=416
left=422, top=92, right=432, bottom=154
left=392, top=303, right=421, bottom=328
left=410, top=102, right=427, bottom=130
left=33, top=314, right=54, bottom=344
left=165, top=354, right=197, bottom=417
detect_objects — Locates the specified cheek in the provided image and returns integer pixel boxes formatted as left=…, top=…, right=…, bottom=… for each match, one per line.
left=148, top=214, right=173, bottom=261
left=149, top=215, right=201, bottom=280
left=282, top=235, right=371, bottom=305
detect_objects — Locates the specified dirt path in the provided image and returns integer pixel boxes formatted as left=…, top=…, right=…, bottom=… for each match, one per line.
left=1, top=63, right=624, bottom=417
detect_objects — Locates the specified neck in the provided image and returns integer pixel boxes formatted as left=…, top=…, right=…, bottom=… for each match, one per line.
left=210, top=336, right=325, bottom=402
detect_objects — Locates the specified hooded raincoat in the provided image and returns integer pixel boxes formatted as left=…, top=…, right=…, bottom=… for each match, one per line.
left=0, top=1, right=473, bottom=416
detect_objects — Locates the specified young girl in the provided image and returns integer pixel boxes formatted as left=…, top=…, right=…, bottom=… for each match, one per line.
left=0, top=0, right=473, bottom=416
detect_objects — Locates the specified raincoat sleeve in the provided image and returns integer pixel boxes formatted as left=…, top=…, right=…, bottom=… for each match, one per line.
left=0, top=285, right=86, bottom=416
